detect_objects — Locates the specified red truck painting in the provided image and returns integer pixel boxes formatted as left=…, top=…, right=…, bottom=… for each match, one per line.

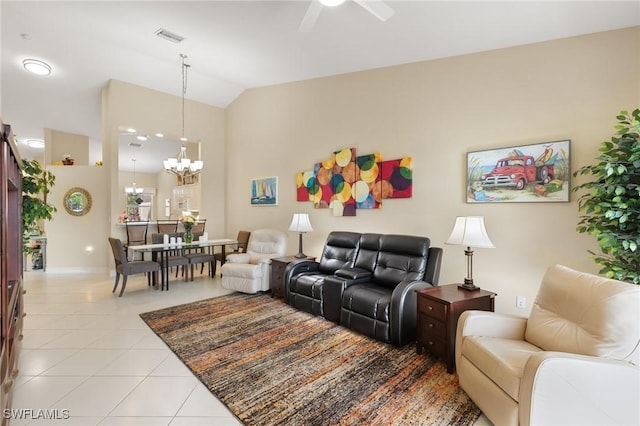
left=481, top=147, right=556, bottom=190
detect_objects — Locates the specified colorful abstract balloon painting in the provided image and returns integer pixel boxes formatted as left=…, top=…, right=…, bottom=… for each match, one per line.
left=296, top=148, right=412, bottom=216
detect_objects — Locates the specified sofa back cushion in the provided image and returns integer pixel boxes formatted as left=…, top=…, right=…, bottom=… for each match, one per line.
left=353, top=233, right=381, bottom=272
left=318, top=231, right=361, bottom=274
left=525, top=264, right=640, bottom=365
left=373, top=235, right=430, bottom=288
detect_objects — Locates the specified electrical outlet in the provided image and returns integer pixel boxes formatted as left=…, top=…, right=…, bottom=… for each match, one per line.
left=516, top=296, right=527, bottom=309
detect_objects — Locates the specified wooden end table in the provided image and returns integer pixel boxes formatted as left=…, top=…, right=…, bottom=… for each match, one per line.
left=416, top=284, right=497, bottom=373
left=270, top=255, right=315, bottom=299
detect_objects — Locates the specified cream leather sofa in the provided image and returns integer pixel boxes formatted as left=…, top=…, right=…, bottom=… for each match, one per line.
left=220, top=229, right=287, bottom=294
left=456, top=264, right=640, bottom=426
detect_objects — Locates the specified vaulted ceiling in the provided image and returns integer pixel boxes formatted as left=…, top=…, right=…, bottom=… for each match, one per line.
left=2, top=1, right=638, bottom=170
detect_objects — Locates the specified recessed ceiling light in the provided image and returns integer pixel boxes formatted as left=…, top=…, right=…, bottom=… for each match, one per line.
left=23, top=59, right=52, bottom=75
left=127, top=128, right=137, bottom=133
left=25, top=139, right=45, bottom=149
left=155, top=133, right=164, bottom=138
left=136, top=135, right=148, bottom=141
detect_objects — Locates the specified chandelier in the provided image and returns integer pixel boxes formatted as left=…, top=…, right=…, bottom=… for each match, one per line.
left=125, top=158, right=144, bottom=194
left=163, top=53, right=203, bottom=177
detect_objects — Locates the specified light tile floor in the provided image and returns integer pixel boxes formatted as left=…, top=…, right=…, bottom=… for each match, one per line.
left=12, top=270, right=492, bottom=426
left=13, top=270, right=240, bottom=426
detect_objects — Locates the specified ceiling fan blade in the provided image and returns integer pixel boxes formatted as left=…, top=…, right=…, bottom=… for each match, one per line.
left=353, top=0, right=395, bottom=21
left=299, top=1, right=324, bottom=32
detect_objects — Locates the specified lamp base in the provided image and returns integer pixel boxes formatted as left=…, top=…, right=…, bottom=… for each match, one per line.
left=294, top=252, right=307, bottom=259
left=458, top=282, right=481, bottom=291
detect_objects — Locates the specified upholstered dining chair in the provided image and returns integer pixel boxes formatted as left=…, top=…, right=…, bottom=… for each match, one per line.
left=183, top=231, right=216, bottom=281
left=191, top=219, right=206, bottom=234
left=108, top=237, right=160, bottom=297
left=156, top=220, right=178, bottom=234
left=150, top=233, right=190, bottom=282
left=212, top=230, right=251, bottom=275
left=124, top=220, right=149, bottom=260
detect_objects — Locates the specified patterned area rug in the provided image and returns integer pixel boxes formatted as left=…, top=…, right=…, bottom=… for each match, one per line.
left=140, top=293, right=481, bottom=425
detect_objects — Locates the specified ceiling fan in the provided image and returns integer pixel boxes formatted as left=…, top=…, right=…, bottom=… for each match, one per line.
left=299, top=0, right=395, bottom=32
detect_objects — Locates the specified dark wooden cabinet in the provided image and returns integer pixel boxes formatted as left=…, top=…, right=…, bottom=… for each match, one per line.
left=1, top=122, right=24, bottom=424
left=416, top=284, right=496, bottom=373
left=270, top=256, right=315, bottom=299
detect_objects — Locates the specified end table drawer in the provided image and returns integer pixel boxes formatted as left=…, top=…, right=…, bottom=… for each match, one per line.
left=418, top=313, right=446, bottom=339
left=418, top=298, right=446, bottom=321
left=272, top=266, right=286, bottom=282
left=417, top=331, right=446, bottom=358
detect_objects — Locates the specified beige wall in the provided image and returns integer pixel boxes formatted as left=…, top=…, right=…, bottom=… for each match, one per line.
left=45, top=165, right=109, bottom=272
left=44, top=128, right=90, bottom=166
left=225, top=27, right=640, bottom=316
left=102, top=80, right=226, bottom=267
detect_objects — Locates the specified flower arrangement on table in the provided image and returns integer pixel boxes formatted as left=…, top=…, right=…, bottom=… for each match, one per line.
left=179, top=214, right=197, bottom=231
left=117, top=212, right=129, bottom=224
left=179, top=214, right=198, bottom=242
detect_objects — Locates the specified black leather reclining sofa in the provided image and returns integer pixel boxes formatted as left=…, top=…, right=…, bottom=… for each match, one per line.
left=285, top=231, right=442, bottom=346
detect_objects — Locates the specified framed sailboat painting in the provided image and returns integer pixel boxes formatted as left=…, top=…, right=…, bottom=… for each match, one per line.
left=250, top=176, right=278, bottom=206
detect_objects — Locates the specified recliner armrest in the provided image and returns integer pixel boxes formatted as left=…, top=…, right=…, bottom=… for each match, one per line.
left=455, top=311, right=527, bottom=368
left=322, top=273, right=371, bottom=322
left=520, top=352, right=640, bottom=426
left=225, top=253, right=251, bottom=264
left=334, top=267, right=372, bottom=281
left=286, top=260, right=320, bottom=280
left=284, top=261, right=321, bottom=302
left=390, top=279, right=434, bottom=346
left=457, top=311, right=527, bottom=340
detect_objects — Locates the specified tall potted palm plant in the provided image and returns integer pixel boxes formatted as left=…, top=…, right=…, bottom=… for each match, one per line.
left=22, top=159, right=56, bottom=254
left=572, top=109, right=640, bottom=284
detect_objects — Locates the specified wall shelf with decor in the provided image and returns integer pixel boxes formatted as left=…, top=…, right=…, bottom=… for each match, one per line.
left=0, top=120, right=25, bottom=423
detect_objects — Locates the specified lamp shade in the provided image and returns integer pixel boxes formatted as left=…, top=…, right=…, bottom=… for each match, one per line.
left=288, top=213, right=313, bottom=233
left=445, top=216, right=495, bottom=248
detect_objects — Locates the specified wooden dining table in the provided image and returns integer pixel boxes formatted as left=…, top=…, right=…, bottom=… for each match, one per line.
left=129, top=238, right=238, bottom=290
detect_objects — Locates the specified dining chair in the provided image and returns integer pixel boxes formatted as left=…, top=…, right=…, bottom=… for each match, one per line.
left=150, top=233, right=190, bottom=282
left=156, top=220, right=178, bottom=234
left=183, top=231, right=215, bottom=281
left=124, top=220, right=149, bottom=260
left=191, top=219, right=206, bottom=234
left=212, top=230, right=251, bottom=275
left=108, top=237, right=160, bottom=297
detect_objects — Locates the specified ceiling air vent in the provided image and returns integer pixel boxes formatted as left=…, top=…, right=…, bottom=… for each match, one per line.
left=155, top=28, right=184, bottom=43
left=128, top=142, right=143, bottom=148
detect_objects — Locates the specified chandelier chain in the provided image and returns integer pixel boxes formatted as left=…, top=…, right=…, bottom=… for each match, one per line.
left=181, top=54, right=190, bottom=141
left=163, top=53, right=203, bottom=179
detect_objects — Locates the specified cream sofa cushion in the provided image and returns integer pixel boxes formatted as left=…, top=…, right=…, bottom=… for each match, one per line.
left=525, top=264, right=640, bottom=364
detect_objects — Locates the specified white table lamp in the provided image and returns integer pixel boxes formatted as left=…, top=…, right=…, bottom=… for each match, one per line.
left=445, top=216, right=495, bottom=291
left=288, top=213, right=313, bottom=258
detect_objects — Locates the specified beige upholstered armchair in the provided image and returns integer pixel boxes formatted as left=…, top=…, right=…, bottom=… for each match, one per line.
left=220, top=229, right=287, bottom=294
left=456, top=264, right=640, bottom=426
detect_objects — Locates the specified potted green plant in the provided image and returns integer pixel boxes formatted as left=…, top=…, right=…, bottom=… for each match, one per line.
left=22, top=159, right=57, bottom=254
left=572, top=108, right=640, bottom=284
